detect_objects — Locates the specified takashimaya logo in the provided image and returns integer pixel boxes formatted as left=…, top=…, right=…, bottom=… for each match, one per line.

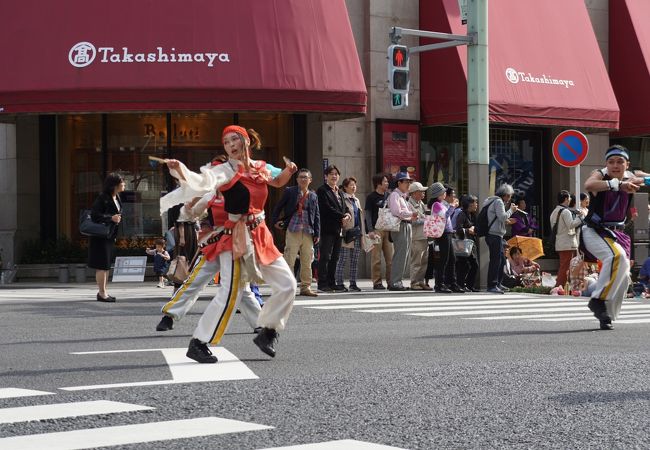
left=68, top=41, right=230, bottom=68
left=69, top=42, right=97, bottom=68
left=505, top=67, right=575, bottom=88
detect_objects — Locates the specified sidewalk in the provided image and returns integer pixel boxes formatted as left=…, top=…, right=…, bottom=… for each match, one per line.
left=0, top=279, right=384, bottom=302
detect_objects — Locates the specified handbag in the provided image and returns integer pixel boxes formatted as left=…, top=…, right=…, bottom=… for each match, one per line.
left=362, top=234, right=380, bottom=253
left=374, top=206, right=400, bottom=232
left=167, top=255, right=190, bottom=284
left=344, top=227, right=361, bottom=244
left=451, top=238, right=474, bottom=257
left=79, top=209, right=114, bottom=238
left=423, top=213, right=446, bottom=238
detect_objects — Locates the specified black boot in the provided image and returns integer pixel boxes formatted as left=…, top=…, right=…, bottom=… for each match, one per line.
left=588, top=298, right=613, bottom=330
left=155, top=315, right=174, bottom=331
left=253, top=327, right=278, bottom=357
left=186, top=338, right=218, bottom=363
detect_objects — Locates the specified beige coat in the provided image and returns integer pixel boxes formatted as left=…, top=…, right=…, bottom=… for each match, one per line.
left=341, top=194, right=366, bottom=249
left=550, top=205, right=583, bottom=251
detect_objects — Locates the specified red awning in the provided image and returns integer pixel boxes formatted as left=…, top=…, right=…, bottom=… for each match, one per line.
left=0, top=0, right=366, bottom=116
left=419, top=0, right=619, bottom=130
left=610, top=0, right=650, bottom=136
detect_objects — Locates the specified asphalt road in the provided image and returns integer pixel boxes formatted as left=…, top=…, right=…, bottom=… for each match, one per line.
left=0, top=283, right=648, bottom=449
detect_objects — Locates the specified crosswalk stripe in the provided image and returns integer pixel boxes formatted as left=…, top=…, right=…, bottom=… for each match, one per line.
left=614, top=318, right=650, bottom=323
left=0, top=400, right=153, bottom=424
left=358, top=301, right=585, bottom=313
left=0, top=388, right=55, bottom=399
left=468, top=312, right=595, bottom=320
left=0, top=416, right=273, bottom=450
left=294, top=294, right=535, bottom=306
left=260, top=439, right=405, bottom=449
left=409, top=306, right=593, bottom=317
left=310, top=298, right=576, bottom=310
left=534, top=313, right=650, bottom=322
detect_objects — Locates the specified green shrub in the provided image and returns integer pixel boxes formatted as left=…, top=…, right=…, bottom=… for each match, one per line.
left=510, top=285, right=553, bottom=295
left=20, top=237, right=87, bottom=264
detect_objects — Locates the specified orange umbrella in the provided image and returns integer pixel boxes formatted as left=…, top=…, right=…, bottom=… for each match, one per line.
left=506, top=236, right=545, bottom=261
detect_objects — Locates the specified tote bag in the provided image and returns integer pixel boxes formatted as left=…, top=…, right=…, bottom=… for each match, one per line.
left=374, top=206, right=401, bottom=233
left=423, top=213, right=446, bottom=238
left=167, top=256, right=190, bottom=284
left=451, top=238, right=474, bottom=257
left=79, top=210, right=114, bottom=238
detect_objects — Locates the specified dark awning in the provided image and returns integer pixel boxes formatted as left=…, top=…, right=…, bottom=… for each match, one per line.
left=0, top=0, right=366, bottom=116
left=419, top=0, right=619, bottom=130
left=610, top=0, right=650, bottom=136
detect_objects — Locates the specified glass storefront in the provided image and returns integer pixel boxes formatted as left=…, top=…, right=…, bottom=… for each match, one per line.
left=420, top=125, right=545, bottom=226
left=59, top=113, right=293, bottom=241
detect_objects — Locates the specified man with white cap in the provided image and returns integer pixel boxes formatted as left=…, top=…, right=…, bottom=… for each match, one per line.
left=582, top=145, right=648, bottom=330
left=387, top=172, right=418, bottom=291
left=408, top=181, right=432, bottom=290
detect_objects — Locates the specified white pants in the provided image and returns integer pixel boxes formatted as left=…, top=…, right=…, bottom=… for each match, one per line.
left=193, top=251, right=296, bottom=344
left=581, top=226, right=630, bottom=320
left=162, top=254, right=261, bottom=330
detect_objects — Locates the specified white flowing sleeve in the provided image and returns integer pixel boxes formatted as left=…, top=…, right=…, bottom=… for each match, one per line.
left=160, top=162, right=238, bottom=214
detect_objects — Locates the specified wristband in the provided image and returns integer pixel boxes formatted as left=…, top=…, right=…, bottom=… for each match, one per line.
left=608, top=178, right=620, bottom=191
left=644, top=176, right=650, bottom=186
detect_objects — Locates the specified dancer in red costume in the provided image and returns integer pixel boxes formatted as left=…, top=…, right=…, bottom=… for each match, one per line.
left=161, top=125, right=297, bottom=363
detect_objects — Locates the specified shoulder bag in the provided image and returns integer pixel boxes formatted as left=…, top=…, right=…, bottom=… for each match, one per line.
left=423, top=212, right=446, bottom=238
left=374, top=206, right=401, bottom=232
left=167, top=255, right=190, bottom=284
left=79, top=209, right=114, bottom=238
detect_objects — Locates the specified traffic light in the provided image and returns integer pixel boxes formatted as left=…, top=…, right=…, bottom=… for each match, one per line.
left=391, top=93, right=408, bottom=110
left=388, top=44, right=409, bottom=95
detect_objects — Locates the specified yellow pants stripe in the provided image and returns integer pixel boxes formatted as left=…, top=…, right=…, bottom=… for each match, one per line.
left=209, top=258, right=240, bottom=345
left=162, top=256, right=206, bottom=315
left=599, top=237, right=620, bottom=300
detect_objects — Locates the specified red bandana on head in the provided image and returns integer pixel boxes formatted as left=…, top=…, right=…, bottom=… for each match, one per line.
left=222, top=125, right=249, bottom=141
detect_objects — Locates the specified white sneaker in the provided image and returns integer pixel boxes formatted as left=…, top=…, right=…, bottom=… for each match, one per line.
left=157, top=283, right=164, bottom=288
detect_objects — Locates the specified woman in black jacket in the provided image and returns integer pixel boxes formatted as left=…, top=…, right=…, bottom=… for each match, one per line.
left=89, top=173, right=125, bottom=302
left=454, top=194, right=480, bottom=292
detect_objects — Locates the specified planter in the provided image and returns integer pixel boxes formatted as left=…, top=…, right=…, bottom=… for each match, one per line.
left=58, top=265, right=70, bottom=283
left=74, top=264, right=87, bottom=283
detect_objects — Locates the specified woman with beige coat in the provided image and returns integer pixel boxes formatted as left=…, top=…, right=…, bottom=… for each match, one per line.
left=335, top=177, right=366, bottom=291
left=550, top=190, right=584, bottom=288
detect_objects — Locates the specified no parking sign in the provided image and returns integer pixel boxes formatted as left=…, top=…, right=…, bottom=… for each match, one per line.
left=552, top=130, right=589, bottom=167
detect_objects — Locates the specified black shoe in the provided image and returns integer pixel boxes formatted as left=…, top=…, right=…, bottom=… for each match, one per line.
left=348, top=284, right=362, bottom=292
left=253, top=327, right=262, bottom=334
left=600, top=320, right=614, bottom=330
left=497, top=284, right=510, bottom=292
left=253, top=327, right=278, bottom=358
left=588, top=298, right=613, bottom=330
left=388, top=284, right=408, bottom=291
left=467, top=286, right=481, bottom=292
left=96, top=293, right=115, bottom=303
left=450, top=284, right=466, bottom=293
left=186, top=338, right=218, bottom=363
left=373, top=283, right=386, bottom=290
left=332, top=284, right=348, bottom=292
left=317, top=286, right=333, bottom=293
left=435, top=285, right=452, bottom=293
left=156, top=315, right=174, bottom=331
left=487, top=287, right=505, bottom=294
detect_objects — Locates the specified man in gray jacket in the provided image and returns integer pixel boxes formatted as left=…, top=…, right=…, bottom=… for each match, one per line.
left=483, top=184, right=518, bottom=293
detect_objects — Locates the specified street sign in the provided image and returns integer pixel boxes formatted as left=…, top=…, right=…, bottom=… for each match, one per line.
left=112, top=256, right=147, bottom=282
left=552, top=130, right=589, bottom=168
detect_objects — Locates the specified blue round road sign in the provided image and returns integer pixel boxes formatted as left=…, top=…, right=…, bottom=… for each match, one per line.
left=552, top=130, right=589, bottom=167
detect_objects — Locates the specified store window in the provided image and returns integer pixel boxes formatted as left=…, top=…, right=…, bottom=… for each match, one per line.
left=420, top=125, right=543, bottom=220
left=611, top=136, right=650, bottom=170
left=59, top=112, right=292, bottom=241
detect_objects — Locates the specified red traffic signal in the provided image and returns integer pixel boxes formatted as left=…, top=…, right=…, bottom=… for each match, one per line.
left=388, top=44, right=409, bottom=95
left=391, top=46, right=408, bottom=68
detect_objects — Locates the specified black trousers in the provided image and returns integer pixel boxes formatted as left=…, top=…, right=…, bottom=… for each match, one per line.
left=434, top=233, right=457, bottom=287
left=456, top=254, right=479, bottom=289
left=485, top=234, right=506, bottom=288
left=317, top=232, right=342, bottom=289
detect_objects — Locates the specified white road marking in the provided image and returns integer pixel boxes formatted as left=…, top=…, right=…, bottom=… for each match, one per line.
left=359, top=301, right=580, bottom=313
left=309, top=298, right=571, bottom=310
left=260, top=439, right=405, bottom=449
left=0, top=400, right=153, bottom=424
left=0, top=416, right=272, bottom=450
left=0, top=388, right=55, bottom=399
left=535, top=313, right=650, bottom=322
left=294, top=294, right=536, bottom=306
left=60, top=347, right=257, bottom=391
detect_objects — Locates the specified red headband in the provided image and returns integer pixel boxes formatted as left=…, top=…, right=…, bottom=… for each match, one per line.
left=222, top=125, right=249, bottom=141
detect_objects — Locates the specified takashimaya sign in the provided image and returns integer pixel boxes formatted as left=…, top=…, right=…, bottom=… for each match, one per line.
left=505, top=67, right=575, bottom=88
left=68, top=41, right=230, bottom=68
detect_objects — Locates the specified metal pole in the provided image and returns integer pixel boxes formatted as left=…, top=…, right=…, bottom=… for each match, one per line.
left=467, top=0, right=490, bottom=288
left=575, top=165, right=581, bottom=213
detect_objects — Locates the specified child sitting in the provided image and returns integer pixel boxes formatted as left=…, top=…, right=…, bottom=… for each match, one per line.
left=146, top=238, right=171, bottom=288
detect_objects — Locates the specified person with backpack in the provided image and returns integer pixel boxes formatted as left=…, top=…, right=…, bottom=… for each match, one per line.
left=550, top=190, right=583, bottom=288
left=481, top=184, right=518, bottom=294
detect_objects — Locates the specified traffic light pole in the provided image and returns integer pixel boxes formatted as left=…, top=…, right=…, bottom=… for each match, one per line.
left=391, top=0, right=490, bottom=287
